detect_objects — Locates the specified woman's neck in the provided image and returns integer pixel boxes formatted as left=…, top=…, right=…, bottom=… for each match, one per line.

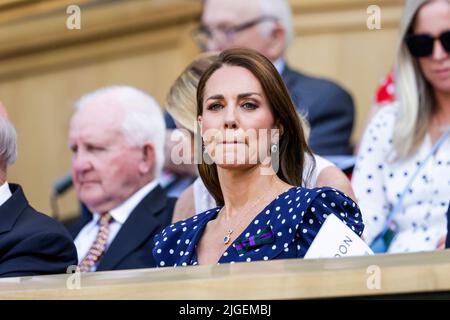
left=434, top=90, right=450, bottom=122
left=217, top=165, right=289, bottom=220
left=428, top=91, right=450, bottom=143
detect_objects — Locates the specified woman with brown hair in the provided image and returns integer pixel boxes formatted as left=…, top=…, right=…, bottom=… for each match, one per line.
left=165, top=53, right=356, bottom=223
left=153, top=48, right=363, bottom=266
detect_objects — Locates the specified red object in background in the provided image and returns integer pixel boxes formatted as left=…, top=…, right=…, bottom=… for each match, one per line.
left=375, top=70, right=396, bottom=105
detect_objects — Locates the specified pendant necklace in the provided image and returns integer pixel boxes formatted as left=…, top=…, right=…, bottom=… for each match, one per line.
left=222, top=180, right=282, bottom=245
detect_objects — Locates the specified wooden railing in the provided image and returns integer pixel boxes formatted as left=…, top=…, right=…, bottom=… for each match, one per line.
left=1, top=250, right=450, bottom=299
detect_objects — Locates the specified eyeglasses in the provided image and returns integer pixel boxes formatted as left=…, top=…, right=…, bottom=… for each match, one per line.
left=192, top=16, right=278, bottom=50
left=405, top=30, right=450, bottom=58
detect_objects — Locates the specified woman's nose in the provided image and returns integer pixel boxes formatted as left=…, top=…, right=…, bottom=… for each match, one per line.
left=432, top=38, right=448, bottom=60
left=223, top=106, right=238, bottom=129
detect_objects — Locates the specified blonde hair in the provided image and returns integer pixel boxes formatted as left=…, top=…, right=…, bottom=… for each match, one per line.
left=393, top=0, right=449, bottom=160
left=166, top=52, right=218, bottom=133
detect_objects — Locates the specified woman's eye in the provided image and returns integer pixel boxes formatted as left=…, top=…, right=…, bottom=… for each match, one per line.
left=242, top=102, right=258, bottom=110
left=207, top=103, right=223, bottom=111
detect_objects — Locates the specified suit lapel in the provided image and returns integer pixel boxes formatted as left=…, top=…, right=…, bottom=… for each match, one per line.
left=96, top=185, right=168, bottom=271
left=0, top=184, right=28, bottom=235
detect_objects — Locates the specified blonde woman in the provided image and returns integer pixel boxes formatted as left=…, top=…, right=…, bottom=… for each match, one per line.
left=165, top=53, right=356, bottom=223
left=352, top=0, right=450, bottom=253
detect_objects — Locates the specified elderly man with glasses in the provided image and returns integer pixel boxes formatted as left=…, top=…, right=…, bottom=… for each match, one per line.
left=167, top=0, right=355, bottom=157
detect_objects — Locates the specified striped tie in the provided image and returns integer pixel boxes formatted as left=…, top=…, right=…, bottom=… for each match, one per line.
left=78, top=212, right=112, bottom=272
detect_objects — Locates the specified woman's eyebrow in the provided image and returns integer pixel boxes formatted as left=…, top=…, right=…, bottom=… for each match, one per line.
left=237, top=92, right=262, bottom=99
left=206, top=94, right=224, bottom=101
left=206, top=92, right=262, bottom=101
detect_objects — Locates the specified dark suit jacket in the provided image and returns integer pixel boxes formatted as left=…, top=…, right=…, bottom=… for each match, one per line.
left=0, top=184, right=78, bottom=278
left=282, top=65, right=355, bottom=156
left=69, top=184, right=175, bottom=271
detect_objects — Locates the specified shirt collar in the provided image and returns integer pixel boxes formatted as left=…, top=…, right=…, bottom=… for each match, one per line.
left=0, top=181, right=12, bottom=207
left=93, top=180, right=159, bottom=225
left=273, top=58, right=286, bottom=75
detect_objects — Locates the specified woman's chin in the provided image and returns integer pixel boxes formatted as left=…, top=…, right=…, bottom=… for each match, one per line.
left=217, top=164, right=256, bottom=171
left=215, top=158, right=255, bottom=170
left=210, top=149, right=263, bottom=169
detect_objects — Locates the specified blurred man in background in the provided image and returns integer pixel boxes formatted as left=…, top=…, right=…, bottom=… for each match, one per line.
left=191, top=0, right=355, bottom=156
left=68, top=86, right=175, bottom=272
left=0, top=102, right=77, bottom=278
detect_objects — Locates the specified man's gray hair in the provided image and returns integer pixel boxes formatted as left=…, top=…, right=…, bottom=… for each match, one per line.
left=74, top=85, right=166, bottom=178
left=259, top=0, right=294, bottom=49
left=0, top=116, right=17, bottom=166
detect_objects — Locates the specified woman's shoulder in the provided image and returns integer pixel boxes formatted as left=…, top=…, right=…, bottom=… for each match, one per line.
left=192, top=177, right=217, bottom=213
left=286, top=186, right=361, bottom=224
left=293, top=186, right=364, bottom=237
left=153, top=207, right=220, bottom=267
left=272, top=186, right=359, bottom=219
left=370, top=102, right=399, bottom=127
left=158, top=206, right=220, bottom=240
left=359, top=102, right=399, bottom=154
left=279, top=186, right=354, bottom=206
left=238, top=186, right=363, bottom=260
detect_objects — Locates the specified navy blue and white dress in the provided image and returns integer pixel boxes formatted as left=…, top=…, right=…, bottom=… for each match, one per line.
left=153, top=186, right=364, bottom=267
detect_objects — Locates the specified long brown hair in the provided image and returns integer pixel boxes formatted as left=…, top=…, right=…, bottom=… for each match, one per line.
left=196, top=48, right=313, bottom=205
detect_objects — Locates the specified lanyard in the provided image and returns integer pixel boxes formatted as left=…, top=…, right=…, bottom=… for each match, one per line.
left=382, top=127, right=450, bottom=231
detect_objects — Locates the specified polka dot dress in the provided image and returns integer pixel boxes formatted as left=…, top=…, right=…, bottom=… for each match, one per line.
left=153, top=186, right=364, bottom=267
left=352, top=103, right=450, bottom=253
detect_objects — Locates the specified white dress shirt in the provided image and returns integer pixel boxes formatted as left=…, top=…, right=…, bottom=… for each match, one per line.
left=0, top=181, right=12, bottom=207
left=74, top=180, right=159, bottom=269
left=273, top=58, right=286, bottom=75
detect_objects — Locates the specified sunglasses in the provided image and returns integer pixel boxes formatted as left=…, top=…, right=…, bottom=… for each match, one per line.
left=405, top=30, right=450, bottom=58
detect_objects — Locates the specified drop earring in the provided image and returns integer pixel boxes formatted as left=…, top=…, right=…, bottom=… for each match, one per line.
left=271, top=141, right=279, bottom=174
left=202, top=139, right=213, bottom=165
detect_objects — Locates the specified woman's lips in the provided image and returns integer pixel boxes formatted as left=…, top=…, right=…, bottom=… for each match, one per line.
left=434, top=67, right=450, bottom=77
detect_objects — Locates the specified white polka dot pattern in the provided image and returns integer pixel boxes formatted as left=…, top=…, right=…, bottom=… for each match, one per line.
left=352, top=104, right=450, bottom=253
left=152, top=187, right=364, bottom=267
